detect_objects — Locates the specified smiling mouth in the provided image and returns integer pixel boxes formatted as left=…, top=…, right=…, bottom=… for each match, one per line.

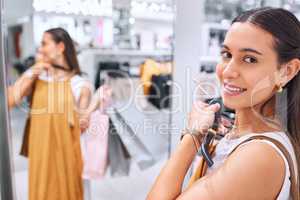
left=223, top=83, right=247, bottom=96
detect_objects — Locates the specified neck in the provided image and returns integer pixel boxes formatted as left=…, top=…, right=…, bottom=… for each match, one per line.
left=233, top=99, right=282, bottom=137
left=53, top=57, right=70, bottom=71
left=48, top=62, right=72, bottom=79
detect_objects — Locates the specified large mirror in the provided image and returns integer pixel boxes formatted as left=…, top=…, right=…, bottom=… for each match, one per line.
left=3, top=0, right=174, bottom=199
left=4, top=0, right=300, bottom=199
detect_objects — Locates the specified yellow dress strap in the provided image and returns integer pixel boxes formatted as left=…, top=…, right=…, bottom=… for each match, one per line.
left=187, top=143, right=217, bottom=188
left=63, top=74, right=77, bottom=128
left=59, top=71, right=78, bottom=127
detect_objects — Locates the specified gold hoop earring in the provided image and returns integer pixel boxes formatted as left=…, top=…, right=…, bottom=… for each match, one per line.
left=276, top=84, right=283, bottom=93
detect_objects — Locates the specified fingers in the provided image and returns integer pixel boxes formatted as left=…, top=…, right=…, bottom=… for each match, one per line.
left=193, top=100, right=209, bottom=108
left=221, top=116, right=233, bottom=128
left=193, top=101, right=220, bottom=114
left=187, top=100, right=222, bottom=133
left=207, top=103, right=220, bottom=112
left=42, top=63, right=52, bottom=70
left=80, top=119, right=89, bottom=132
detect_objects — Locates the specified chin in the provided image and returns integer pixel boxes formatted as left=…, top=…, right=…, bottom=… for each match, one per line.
left=223, top=100, right=238, bottom=110
left=222, top=94, right=249, bottom=110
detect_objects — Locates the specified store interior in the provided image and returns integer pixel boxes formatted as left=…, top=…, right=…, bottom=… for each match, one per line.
left=3, top=0, right=300, bottom=199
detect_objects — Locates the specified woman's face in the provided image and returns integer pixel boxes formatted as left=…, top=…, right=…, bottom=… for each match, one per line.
left=216, top=22, right=280, bottom=110
left=38, top=33, right=61, bottom=63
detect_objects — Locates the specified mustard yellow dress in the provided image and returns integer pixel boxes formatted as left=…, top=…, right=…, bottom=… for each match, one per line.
left=22, top=78, right=83, bottom=200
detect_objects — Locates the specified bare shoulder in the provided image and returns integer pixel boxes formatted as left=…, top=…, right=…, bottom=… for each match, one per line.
left=225, top=140, right=286, bottom=197
left=178, top=140, right=285, bottom=200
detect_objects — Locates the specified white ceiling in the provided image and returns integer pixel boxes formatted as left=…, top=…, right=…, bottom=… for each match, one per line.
left=113, top=0, right=172, bottom=8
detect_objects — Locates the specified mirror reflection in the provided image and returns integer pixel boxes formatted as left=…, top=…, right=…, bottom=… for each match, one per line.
left=5, top=0, right=174, bottom=199
left=5, top=0, right=300, bottom=199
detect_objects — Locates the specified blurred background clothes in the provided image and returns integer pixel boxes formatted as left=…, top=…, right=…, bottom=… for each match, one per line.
left=140, top=59, right=172, bottom=96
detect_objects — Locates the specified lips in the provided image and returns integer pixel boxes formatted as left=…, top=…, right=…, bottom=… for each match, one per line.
left=223, top=82, right=247, bottom=96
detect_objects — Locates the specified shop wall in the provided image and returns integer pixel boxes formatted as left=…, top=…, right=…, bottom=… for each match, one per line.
left=133, top=19, right=173, bottom=50
left=134, top=19, right=172, bottom=34
left=4, top=0, right=35, bottom=63
left=4, top=0, right=33, bottom=24
left=172, top=0, right=205, bottom=149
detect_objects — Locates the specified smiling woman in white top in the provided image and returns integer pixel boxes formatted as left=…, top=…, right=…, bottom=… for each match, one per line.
left=148, top=7, right=300, bottom=200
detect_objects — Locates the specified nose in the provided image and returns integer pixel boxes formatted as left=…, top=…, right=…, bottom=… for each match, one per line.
left=222, top=59, right=239, bottom=79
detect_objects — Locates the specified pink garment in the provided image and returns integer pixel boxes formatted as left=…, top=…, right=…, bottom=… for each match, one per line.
left=81, top=110, right=109, bottom=179
left=81, top=85, right=112, bottom=179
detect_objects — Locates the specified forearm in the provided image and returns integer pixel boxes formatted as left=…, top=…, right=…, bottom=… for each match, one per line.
left=79, top=93, right=91, bottom=110
left=147, top=135, right=198, bottom=200
left=8, top=86, right=16, bottom=109
left=76, top=87, right=92, bottom=118
left=86, top=94, right=100, bottom=114
left=8, top=74, right=36, bottom=108
left=84, top=86, right=108, bottom=114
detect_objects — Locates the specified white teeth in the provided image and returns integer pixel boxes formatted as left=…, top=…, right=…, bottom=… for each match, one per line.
left=224, top=84, right=246, bottom=93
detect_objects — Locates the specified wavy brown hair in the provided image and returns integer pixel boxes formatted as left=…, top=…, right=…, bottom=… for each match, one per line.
left=233, top=7, right=300, bottom=195
left=45, top=27, right=82, bottom=75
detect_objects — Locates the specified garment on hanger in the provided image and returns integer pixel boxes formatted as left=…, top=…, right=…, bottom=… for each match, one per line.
left=140, top=59, right=172, bottom=96
left=21, top=78, right=83, bottom=200
left=95, top=62, right=130, bottom=89
left=148, top=74, right=172, bottom=109
left=140, top=59, right=162, bottom=95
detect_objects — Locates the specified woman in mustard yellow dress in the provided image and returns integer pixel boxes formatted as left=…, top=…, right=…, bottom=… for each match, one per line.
left=9, top=28, right=92, bottom=200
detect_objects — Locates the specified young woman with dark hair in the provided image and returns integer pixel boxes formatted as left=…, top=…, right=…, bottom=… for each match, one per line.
left=8, top=27, right=92, bottom=200
left=148, top=7, right=300, bottom=200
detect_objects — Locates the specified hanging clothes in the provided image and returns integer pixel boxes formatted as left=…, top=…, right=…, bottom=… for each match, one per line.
left=140, top=59, right=161, bottom=95
left=21, top=78, right=83, bottom=200
left=140, top=59, right=172, bottom=96
left=148, top=74, right=172, bottom=109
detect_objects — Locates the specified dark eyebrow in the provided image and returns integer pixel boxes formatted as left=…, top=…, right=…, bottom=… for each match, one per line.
left=221, top=44, right=263, bottom=55
left=221, top=44, right=230, bottom=50
left=240, top=48, right=263, bottom=55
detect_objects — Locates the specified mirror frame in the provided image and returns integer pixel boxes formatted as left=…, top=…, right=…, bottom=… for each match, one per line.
left=0, top=0, right=15, bottom=198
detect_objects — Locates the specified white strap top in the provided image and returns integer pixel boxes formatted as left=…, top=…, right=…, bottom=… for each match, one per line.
left=206, top=132, right=297, bottom=200
left=24, top=69, right=93, bottom=101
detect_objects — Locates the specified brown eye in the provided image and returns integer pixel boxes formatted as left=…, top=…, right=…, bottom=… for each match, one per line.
left=244, top=56, right=257, bottom=63
left=220, top=51, right=232, bottom=59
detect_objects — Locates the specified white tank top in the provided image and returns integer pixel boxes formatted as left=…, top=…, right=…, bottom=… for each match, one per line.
left=25, top=69, right=93, bottom=101
left=206, top=132, right=297, bottom=200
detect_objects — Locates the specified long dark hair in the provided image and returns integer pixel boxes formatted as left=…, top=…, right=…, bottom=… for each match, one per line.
left=233, top=7, right=300, bottom=194
left=45, top=27, right=82, bottom=75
